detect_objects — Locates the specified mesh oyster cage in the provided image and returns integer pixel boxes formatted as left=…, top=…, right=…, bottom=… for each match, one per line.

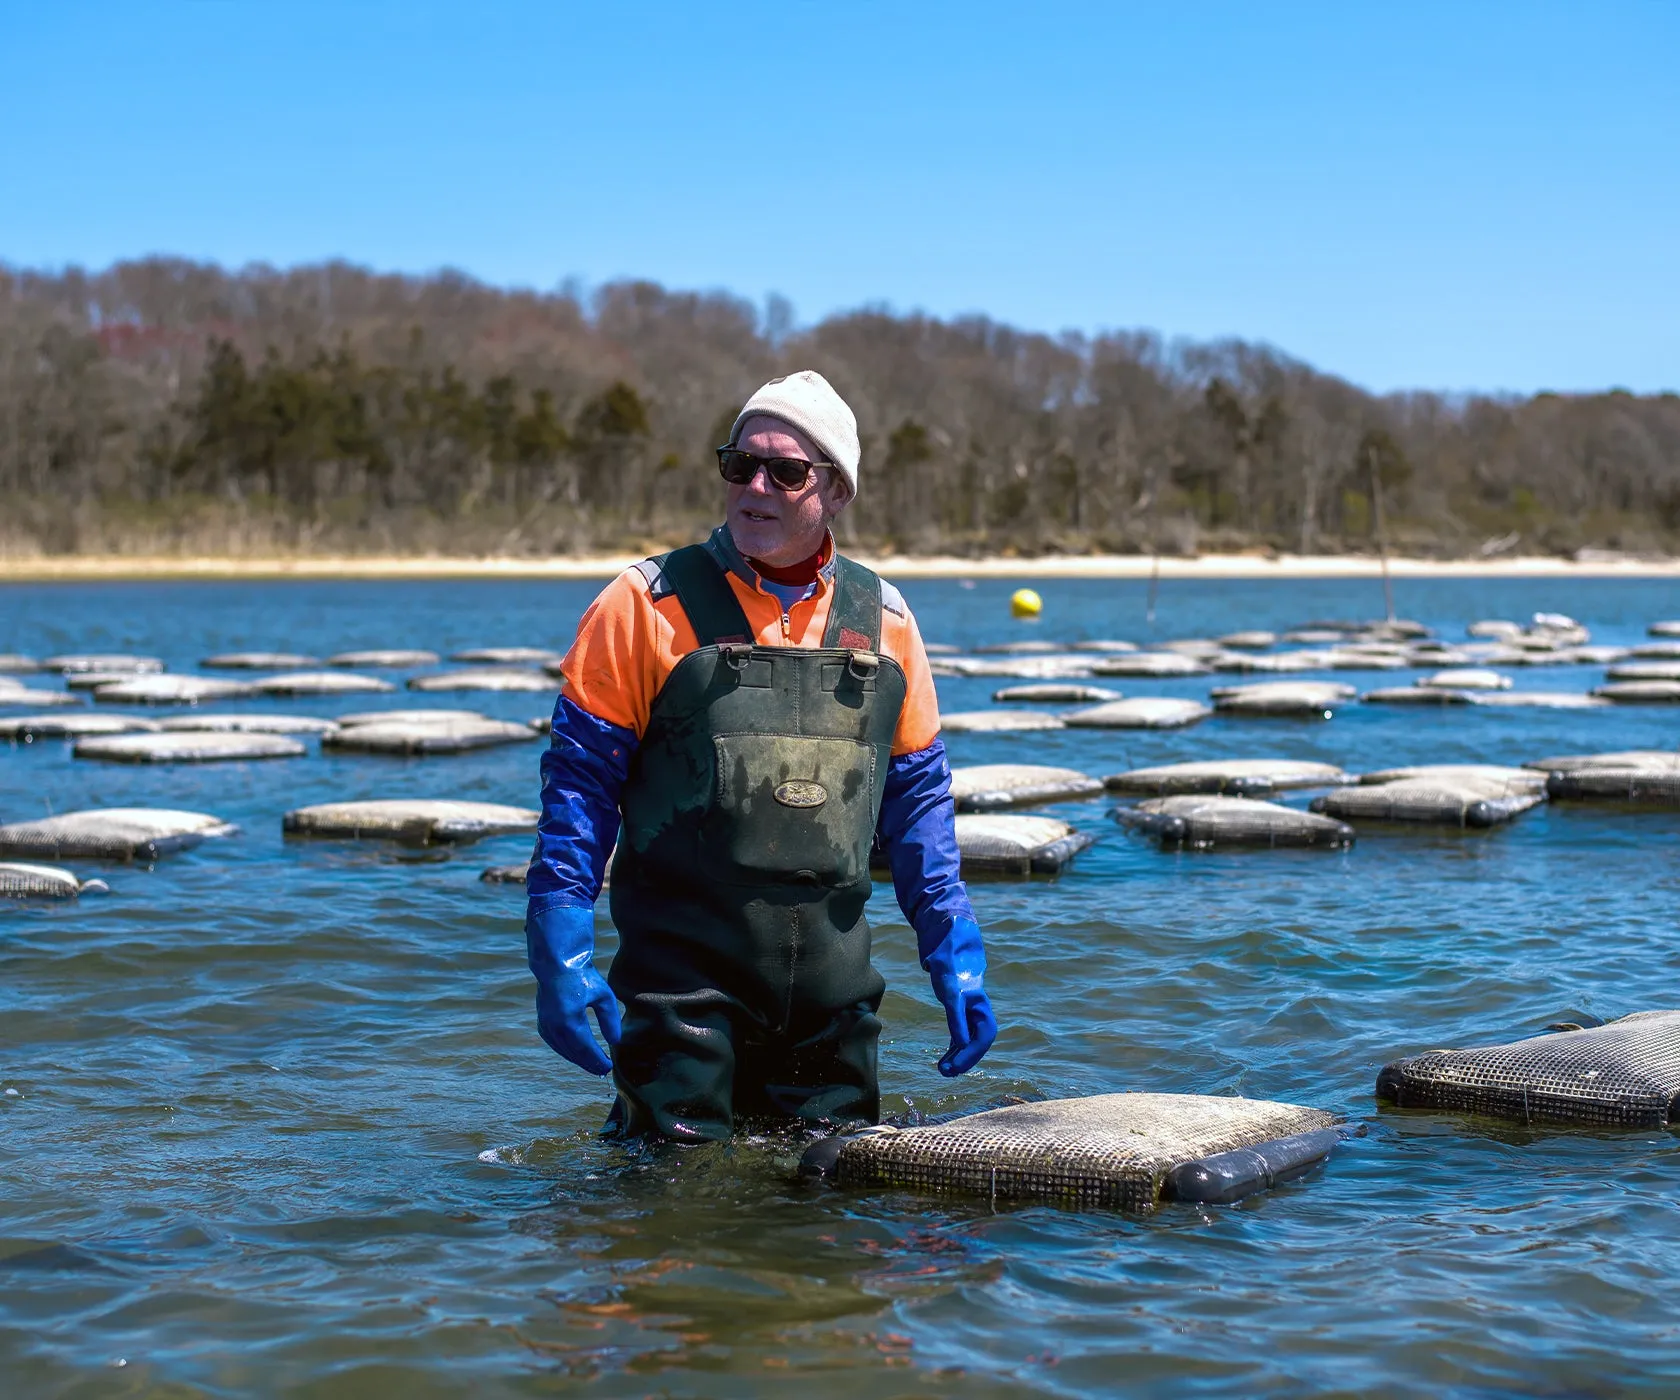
left=1546, top=769, right=1680, bottom=803
left=1060, top=698, right=1211, bottom=730
left=0, top=810, right=236, bottom=861
left=869, top=816, right=1095, bottom=877
left=992, top=684, right=1119, bottom=704
left=320, top=719, right=536, bottom=753
left=1111, top=773, right=1282, bottom=796
left=1376, top=1011, right=1680, bottom=1128
left=1089, top=654, right=1210, bottom=677
left=804, top=1092, right=1340, bottom=1212
left=72, top=732, right=306, bottom=763
left=940, top=710, right=1067, bottom=733
left=1312, top=780, right=1543, bottom=827
left=1104, top=761, right=1350, bottom=797
left=1525, top=751, right=1680, bottom=774
left=949, top=765, right=1105, bottom=812
left=1208, top=683, right=1354, bottom=716
left=1114, top=796, right=1354, bottom=849
left=0, top=862, right=107, bottom=898
left=1361, top=686, right=1474, bottom=706
left=281, top=800, right=538, bottom=844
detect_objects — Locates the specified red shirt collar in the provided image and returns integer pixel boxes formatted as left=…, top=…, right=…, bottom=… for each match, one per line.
left=747, top=533, right=833, bottom=587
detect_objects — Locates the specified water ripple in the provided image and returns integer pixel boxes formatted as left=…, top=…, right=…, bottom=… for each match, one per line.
left=6, top=576, right=1680, bottom=1394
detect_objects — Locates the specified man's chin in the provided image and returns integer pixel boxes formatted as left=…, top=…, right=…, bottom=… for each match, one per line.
left=729, top=517, right=783, bottom=554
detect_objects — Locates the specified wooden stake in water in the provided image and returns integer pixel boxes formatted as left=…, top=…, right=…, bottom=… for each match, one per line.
left=1368, top=442, right=1395, bottom=623
left=1145, top=463, right=1162, bottom=629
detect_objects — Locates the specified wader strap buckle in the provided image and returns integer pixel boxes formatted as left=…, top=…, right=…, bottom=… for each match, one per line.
left=720, top=643, right=752, bottom=671
left=847, top=650, right=880, bottom=680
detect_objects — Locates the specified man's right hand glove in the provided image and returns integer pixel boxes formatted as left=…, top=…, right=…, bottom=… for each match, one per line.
left=922, top=915, right=998, bottom=1077
left=525, top=896, right=621, bottom=1076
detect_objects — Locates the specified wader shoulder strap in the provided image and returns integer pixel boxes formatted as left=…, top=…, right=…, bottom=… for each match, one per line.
left=821, top=555, right=883, bottom=652
left=655, top=545, right=754, bottom=646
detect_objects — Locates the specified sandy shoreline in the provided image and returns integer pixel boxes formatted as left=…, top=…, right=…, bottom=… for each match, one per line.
left=0, top=551, right=1678, bottom=582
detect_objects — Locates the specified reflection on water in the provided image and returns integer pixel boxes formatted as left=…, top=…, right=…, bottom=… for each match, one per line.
left=4, top=575, right=1680, bottom=1394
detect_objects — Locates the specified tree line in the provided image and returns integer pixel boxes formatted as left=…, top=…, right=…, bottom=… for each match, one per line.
left=2, top=257, right=1676, bottom=558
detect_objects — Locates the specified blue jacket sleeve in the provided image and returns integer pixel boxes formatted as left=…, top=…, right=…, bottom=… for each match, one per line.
left=526, top=693, right=636, bottom=911
left=876, top=738, right=977, bottom=963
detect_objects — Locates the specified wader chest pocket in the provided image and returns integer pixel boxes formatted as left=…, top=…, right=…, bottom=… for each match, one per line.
left=708, top=734, right=876, bottom=885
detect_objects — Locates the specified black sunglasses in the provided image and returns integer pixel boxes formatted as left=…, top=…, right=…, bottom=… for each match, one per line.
left=716, top=446, right=832, bottom=492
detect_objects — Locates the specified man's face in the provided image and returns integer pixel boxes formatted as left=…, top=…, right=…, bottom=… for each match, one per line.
left=725, top=415, right=851, bottom=566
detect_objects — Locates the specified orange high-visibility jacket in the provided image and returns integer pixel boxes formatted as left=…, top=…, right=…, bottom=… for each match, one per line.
left=559, top=527, right=942, bottom=756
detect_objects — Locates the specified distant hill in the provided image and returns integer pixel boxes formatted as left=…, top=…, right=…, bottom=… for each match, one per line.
left=1, top=257, right=1676, bottom=559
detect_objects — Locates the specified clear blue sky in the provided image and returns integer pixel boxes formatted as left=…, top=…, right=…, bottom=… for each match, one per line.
left=2, top=2, right=1675, bottom=394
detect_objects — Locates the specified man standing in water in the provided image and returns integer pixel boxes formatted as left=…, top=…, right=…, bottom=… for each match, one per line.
left=525, top=370, right=997, bottom=1140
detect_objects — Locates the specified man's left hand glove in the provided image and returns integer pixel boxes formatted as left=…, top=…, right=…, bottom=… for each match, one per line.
left=526, top=897, right=622, bottom=1076
left=922, top=916, right=998, bottom=1077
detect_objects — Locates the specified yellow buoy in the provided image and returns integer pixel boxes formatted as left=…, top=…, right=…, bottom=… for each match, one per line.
left=1010, top=588, right=1043, bottom=620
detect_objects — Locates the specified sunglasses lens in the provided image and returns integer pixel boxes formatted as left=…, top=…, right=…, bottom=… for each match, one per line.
left=718, top=450, right=754, bottom=484
left=767, top=458, right=811, bottom=490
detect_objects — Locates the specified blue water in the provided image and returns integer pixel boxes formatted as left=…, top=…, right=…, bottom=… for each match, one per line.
left=3, top=574, right=1680, bottom=1397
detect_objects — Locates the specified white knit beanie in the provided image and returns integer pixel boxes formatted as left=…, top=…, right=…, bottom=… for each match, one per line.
left=729, top=370, right=860, bottom=498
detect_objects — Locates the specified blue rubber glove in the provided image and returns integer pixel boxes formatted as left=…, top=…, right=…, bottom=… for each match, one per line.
left=878, top=740, right=975, bottom=939
left=526, top=896, right=621, bottom=1076
left=922, top=916, right=998, bottom=1077
left=528, top=694, right=635, bottom=904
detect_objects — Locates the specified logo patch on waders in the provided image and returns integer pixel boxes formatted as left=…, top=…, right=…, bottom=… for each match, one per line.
left=774, top=780, right=829, bottom=809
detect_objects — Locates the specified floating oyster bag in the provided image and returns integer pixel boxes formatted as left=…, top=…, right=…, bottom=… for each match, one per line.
left=1313, top=775, right=1542, bottom=827
left=406, top=668, right=554, bottom=693
left=1105, top=758, right=1349, bottom=797
left=1210, top=681, right=1355, bottom=717
left=0, top=862, right=108, bottom=899
left=992, top=683, right=1120, bottom=704
left=804, top=1092, right=1338, bottom=1212
left=73, top=732, right=306, bottom=763
left=282, top=799, right=538, bottom=843
left=954, top=814, right=1093, bottom=875
left=940, top=709, right=1066, bottom=734
left=948, top=764, right=1104, bottom=811
left=1116, top=795, right=1354, bottom=849
left=1061, top=697, right=1210, bottom=729
left=0, top=808, right=236, bottom=861
left=1377, top=1011, right=1680, bottom=1128
left=1545, top=767, right=1680, bottom=803
left=869, top=814, right=1093, bottom=877
left=322, top=718, right=537, bottom=754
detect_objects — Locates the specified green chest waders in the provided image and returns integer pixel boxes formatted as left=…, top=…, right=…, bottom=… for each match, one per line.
left=606, top=545, right=907, bottom=1141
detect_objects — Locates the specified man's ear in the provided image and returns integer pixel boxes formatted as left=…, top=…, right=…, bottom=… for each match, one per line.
left=822, top=468, right=854, bottom=516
